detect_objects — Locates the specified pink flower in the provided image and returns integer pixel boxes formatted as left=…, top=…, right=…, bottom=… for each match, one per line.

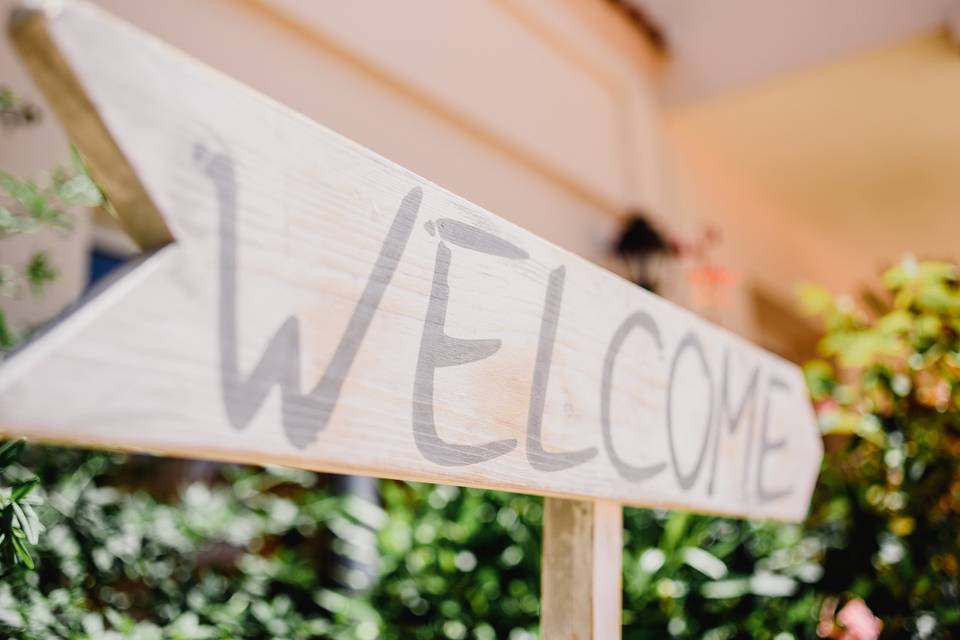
left=837, top=599, right=883, bottom=640
left=818, top=597, right=883, bottom=640
left=815, top=398, right=839, bottom=415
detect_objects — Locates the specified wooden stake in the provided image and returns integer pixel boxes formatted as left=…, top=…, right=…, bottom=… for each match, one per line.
left=541, top=498, right=622, bottom=639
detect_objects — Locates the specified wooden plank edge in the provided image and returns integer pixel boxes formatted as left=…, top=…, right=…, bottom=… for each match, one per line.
left=0, top=246, right=173, bottom=386
left=8, top=3, right=173, bottom=251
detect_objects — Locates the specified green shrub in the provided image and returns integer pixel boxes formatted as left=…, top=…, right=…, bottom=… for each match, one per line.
left=799, top=258, right=960, bottom=636
left=0, top=444, right=829, bottom=639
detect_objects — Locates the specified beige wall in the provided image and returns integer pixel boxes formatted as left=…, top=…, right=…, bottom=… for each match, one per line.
left=3, top=1, right=729, bottom=336
left=93, top=0, right=671, bottom=267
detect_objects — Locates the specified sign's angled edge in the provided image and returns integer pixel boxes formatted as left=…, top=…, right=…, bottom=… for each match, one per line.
left=7, top=2, right=173, bottom=251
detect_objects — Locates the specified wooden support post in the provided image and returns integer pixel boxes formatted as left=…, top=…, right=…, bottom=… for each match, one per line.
left=541, top=498, right=622, bottom=639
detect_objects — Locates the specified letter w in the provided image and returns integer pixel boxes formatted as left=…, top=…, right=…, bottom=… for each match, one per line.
left=200, top=147, right=421, bottom=449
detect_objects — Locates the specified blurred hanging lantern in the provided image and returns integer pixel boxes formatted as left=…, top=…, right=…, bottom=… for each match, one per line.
left=615, top=213, right=673, bottom=293
left=615, top=214, right=737, bottom=309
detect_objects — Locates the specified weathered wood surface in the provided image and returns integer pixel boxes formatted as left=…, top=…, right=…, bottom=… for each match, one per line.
left=541, top=498, right=622, bottom=639
left=2, top=1, right=822, bottom=521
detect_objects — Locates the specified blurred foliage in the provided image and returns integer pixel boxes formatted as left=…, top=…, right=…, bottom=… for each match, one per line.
left=0, top=88, right=103, bottom=355
left=797, top=257, right=960, bottom=637
left=0, top=449, right=361, bottom=639
left=0, top=86, right=41, bottom=129
left=0, top=446, right=827, bottom=640
left=621, top=511, right=825, bottom=639
left=0, top=446, right=542, bottom=639
left=0, top=440, right=43, bottom=571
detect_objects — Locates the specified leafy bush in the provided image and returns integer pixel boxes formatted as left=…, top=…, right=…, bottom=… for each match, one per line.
left=0, top=448, right=814, bottom=640
left=621, top=511, right=823, bottom=639
left=0, top=444, right=541, bottom=639
left=0, top=442, right=835, bottom=640
left=0, top=448, right=363, bottom=639
left=799, top=258, right=960, bottom=636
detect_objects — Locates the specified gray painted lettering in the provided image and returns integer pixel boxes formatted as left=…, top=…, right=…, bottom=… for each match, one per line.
left=413, top=241, right=519, bottom=465
left=666, top=332, right=714, bottom=491
left=706, top=352, right=759, bottom=496
left=600, top=312, right=667, bottom=482
left=756, top=376, right=794, bottom=503
left=200, top=145, right=421, bottom=449
left=526, top=267, right=598, bottom=471
left=435, top=218, right=530, bottom=260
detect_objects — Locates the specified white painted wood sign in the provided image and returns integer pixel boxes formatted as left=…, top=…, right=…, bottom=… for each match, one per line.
left=1, top=2, right=822, bottom=525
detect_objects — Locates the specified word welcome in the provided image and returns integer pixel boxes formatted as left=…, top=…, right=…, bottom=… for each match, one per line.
left=203, top=148, right=793, bottom=504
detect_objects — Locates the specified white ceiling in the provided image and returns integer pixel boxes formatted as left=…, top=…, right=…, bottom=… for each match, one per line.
left=664, top=29, right=960, bottom=321
left=629, top=0, right=960, bottom=104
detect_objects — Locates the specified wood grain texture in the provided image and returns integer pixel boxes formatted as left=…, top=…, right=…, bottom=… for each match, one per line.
left=1, top=1, right=822, bottom=521
left=541, top=498, right=622, bottom=640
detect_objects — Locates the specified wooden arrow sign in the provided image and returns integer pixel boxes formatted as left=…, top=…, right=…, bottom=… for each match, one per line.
left=2, top=1, right=822, bottom=522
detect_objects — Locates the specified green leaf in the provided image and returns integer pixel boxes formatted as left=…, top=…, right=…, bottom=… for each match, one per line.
left=56, top=172, right=103, bottom=207
left=916, top=284, right=960, bottom=315
left=916, top=314, right=942, bottom=338
left=0, top=439, right=25, bottom=470
left=796, top=282, right=835, bottom=316
left=701, top=577, right=749, bottom=599
left=831, top=330, right=903, bottom=368
left=11, top=501, right=34, bottom=545
left=11, top=478, right=38, bottom=501
left=682, top=547, right=727, bottom=580
left=0, top=171, right=38, bottom=204
left=25, top=251, right=59, bottom=296
left=883, top=258, right=957, bottom=290
left=0, top=171, right=71, bottom=231
left=18, top=502, right=40, bottom=545
left=0, top=205, right=31, bottom=236
left=661, top=511, right=690, bottom=555
left=0, top=309, right=16, bottom=350
left=62, top=147, right=104, bottom=206
left=876, top=309, right=912, bottom=335
left=11, top=531, right=34, bottom=569
left=803, top=359, right=834, bottom=399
